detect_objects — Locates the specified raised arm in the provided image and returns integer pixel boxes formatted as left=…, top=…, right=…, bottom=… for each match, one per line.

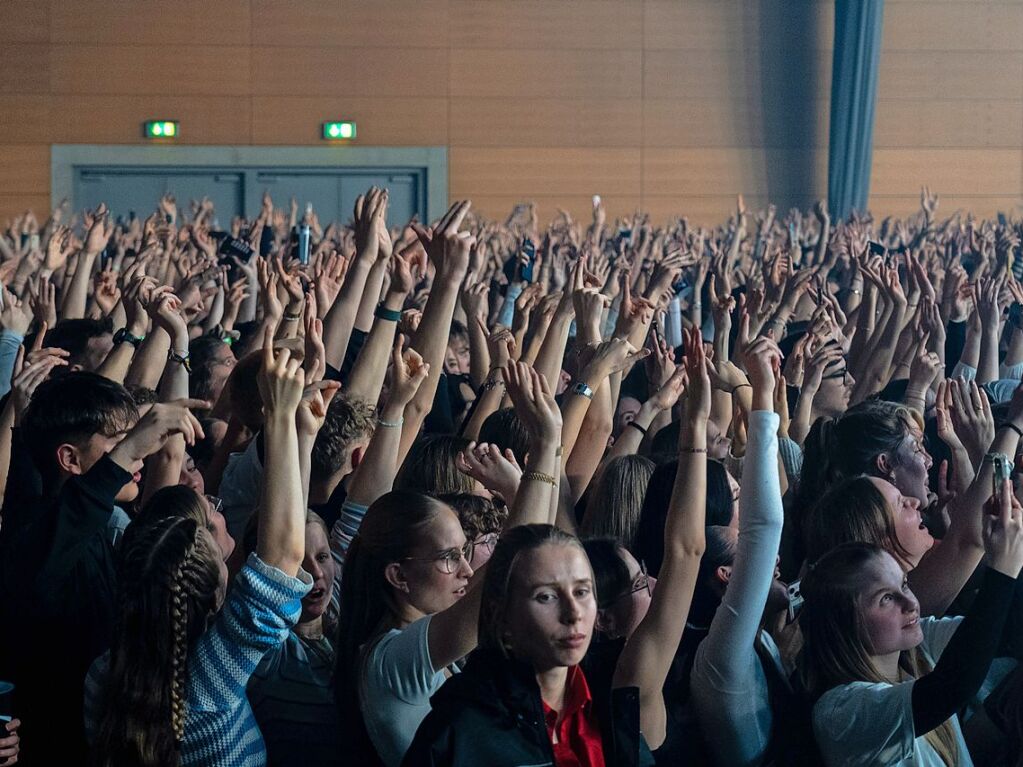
left=322, top=188, right=386, bottom=370
left=427, top=360, right=562, bottom=669
left=613, top=327, right=708, bottom=749
left=254, top=328, right=307, bottom=576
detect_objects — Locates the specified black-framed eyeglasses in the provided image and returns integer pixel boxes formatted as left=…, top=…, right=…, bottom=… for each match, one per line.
left=204, top=495, right=224, bottom=514
left=616, top=560, right=651, bottom=602
left=401, top=541, right=474, bottom=574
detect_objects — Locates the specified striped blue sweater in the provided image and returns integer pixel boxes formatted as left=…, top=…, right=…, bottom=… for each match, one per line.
left=84, top=553, right=311, bottom=766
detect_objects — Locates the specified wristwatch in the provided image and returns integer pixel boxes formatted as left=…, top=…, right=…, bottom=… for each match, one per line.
left=112, top=328, right=144, bottom=348
left=570, top=382, right=594, bottom=400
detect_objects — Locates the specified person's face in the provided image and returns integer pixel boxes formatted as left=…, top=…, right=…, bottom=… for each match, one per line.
left=706, top=419, right=731, bottom=460
left=504, top=543, right=597, bottom=672
left=601, top=548, right=655, bottom=639
left=726, top=471, right=741, bottom=527
left=204, top=495, right=235, bottom=561
left=888, top=430, right=933, bottom=505
left=869, top=477, right=934, bottom=567
left=300, top=522, right=335, bottom=623
left=179, top=454, right=205, bottom=496
left=71, top=422, right=138, bottom=502
left=445, top=337, right=470, bottom=375
left=206, top=344, right=237, bottom=403
left=858, top=551, right=923, bottom=657
left=469, top=531, right=499, bottom=570
left=614, top=397, right=642, bottom=435
left=396, top=507, right=474, bottom=615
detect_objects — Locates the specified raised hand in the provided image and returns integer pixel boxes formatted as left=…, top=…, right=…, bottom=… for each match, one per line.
left=411, top=200, right=475, bottom=280
left=0, top=288, right=32, bottom=336
left=582, top=337, right=649, bottom=379
left=296, top=380, right=341, bottom=439
left=983, top=478, right=1023, bottom=578
left=312, top=249, right=348, bottom=314
left=110, top=398, right=209, bottom=470
left=456, top=441, right=522, bottom=504
left=948, top=379, right=995, bottom=466
left=741, top=335, right=782, bottom=410
left=388, top=335, right=430, bottom=408
left=45, top=225, right=74, bottom=272
left=257, top=327, right=306, bottom=418
left=682, top=327, right=711, bottom=423
left=302, top=295, right=326, bottom=384
left=83, top=203, right=113, bottom=255
left=502, top=360, right=562, bottom=444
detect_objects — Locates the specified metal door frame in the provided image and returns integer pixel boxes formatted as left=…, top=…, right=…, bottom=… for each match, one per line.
left=52, top=145, right=448, bottom=221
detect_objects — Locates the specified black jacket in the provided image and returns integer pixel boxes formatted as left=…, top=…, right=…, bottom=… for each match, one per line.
left=401, top=647, right=655, bottom=767
left=0, top=454, right=131, bottom=766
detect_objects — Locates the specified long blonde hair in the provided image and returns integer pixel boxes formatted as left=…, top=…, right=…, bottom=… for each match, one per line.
left=799, top=543, right=958, bottom=766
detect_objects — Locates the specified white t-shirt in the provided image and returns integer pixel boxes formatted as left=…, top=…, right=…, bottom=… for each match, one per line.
left=813, top=616, right=972, bottom=767
left=359, top=615, right=454, bottom=767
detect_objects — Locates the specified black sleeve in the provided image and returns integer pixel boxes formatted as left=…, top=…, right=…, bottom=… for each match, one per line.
left=911, top=568, right=1016, bottom=735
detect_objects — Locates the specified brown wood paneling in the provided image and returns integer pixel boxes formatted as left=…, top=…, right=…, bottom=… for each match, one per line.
left=50, top=44, right=251, bottom=96
left=884, top=2, right=1023, bottom=51
left=0, top=96, right=52, bottom=144
left=877, top=52, right=1023, bottom=101
left=450, top=0, right=642, bottom=50
left=867, top=195, right=1023, bottom=219
left=251, top=46, right=448, bottom=98
left=871, top=149, right=1022, bottom=196
left=449, top=99, right=642, bottom=148
left=643, top=98, right=830, bottom=148
left=0, top=44, right=50, bottom=93
left=642, top=149, right=827, bottom=198
left=450, top=148, right=641, bottom=197
left=341, top=0, right=451, bottom=49
left=874, top=99, right=1023, bottom=148
left=49, top=0, right=250, bottom=46
left=2, top=1, right=50, bottom=42
left=0, top=145, right=50, bottom=193
left=250, top=0, right=345, bottom=47
left=642, top=195, right=772, bottom=227
left=0, top=195, right=52, bottom=222
left=50, top=96, right=253, bottom=144
left=451, top=49, right=642, bottom=100
left=251, top=97, right=448, bottom=145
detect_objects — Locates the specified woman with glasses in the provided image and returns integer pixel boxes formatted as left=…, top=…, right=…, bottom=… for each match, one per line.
left=334, top=361, right=564, bottom=767
left=402, top=329, right=711, bottom=766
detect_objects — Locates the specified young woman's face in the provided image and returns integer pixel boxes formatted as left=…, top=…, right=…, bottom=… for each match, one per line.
left=300, top=522, right=335, bottom=623
left=869, top=477, right=934, bottom=567
left=858, top=551, right=923, bottom=656
left=505, top=543, right=596, bottom=672
left=706, top=419, right=731, bottom=461
left=888, top=429, right=933, bottom=505
left=179, top=454, right=205, bottom=496
left=602, top=548, right=655, bottom=639
left=399, top=507, right=474, bottom=615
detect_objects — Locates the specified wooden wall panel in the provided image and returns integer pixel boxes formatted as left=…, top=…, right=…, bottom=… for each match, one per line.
left=50, top=44, right=251, bottom=96
left=0, top=0, right=1017, bottom=227
left=251, top=97, right=448, bottom=145
left=449, top=99, right=642, bottom=148
left=49, top=0, right=251, bottom=46
left=0, top=146, right=50, bottom=194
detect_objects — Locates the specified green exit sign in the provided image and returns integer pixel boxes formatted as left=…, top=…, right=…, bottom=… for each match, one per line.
left=322, top=121, right=356, bottom=140
left=143, top=120, right=179, bottom=139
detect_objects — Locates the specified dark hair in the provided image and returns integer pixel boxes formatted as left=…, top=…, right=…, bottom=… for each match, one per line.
left=478, top=408, right=530, bottom=465
left=311, top=396, right=376, bottom=480
left=334, top=491, right=448, bottom=763
left=394, top=434, right=474, bottom=496
left=94, top=516, right=221, bottom=767
left=22, top=371, right=138, bottom=480
left=582, top=538, right=632, bottom=610
left=435, top=492, right=507, bottom=540
left=635, top=459, right=734, bottom=576
left=44, top=317, right=113, bottom=370
left=689, top=525, right=737, bottom=627
left=448, top=319, right=469, bottom=343
left=580, top=455, right=654, bottom=551
left=478, top=524, right=587, bottom=656
left=187, top=336, right=233, bottom=404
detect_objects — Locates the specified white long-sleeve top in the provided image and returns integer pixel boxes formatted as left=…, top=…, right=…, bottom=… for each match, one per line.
left=690, top=410, right=785, bottom=767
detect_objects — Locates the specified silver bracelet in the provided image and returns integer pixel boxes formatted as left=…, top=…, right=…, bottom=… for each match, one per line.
left=377, top=416, right=404, bottom=428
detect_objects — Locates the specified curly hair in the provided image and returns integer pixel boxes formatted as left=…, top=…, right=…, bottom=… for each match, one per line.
left=311, top=395, right=376, bottom=479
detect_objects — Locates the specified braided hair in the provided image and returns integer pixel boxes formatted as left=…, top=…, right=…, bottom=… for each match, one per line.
left=94, top=516, right=221, bottom=767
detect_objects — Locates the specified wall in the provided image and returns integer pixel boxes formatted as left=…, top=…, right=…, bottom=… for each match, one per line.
left=0, top=0, right=1019, bottom=226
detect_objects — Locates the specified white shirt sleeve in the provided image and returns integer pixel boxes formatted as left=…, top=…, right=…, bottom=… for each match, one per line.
left=814, top=681, right=917, bottom=766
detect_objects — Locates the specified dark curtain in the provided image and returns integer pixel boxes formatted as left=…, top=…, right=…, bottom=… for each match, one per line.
left=828, top=0, right=885, bottom=219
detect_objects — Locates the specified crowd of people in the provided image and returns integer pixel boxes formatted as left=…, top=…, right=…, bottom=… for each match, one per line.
left=0, top=185, right=1021, bottom=766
